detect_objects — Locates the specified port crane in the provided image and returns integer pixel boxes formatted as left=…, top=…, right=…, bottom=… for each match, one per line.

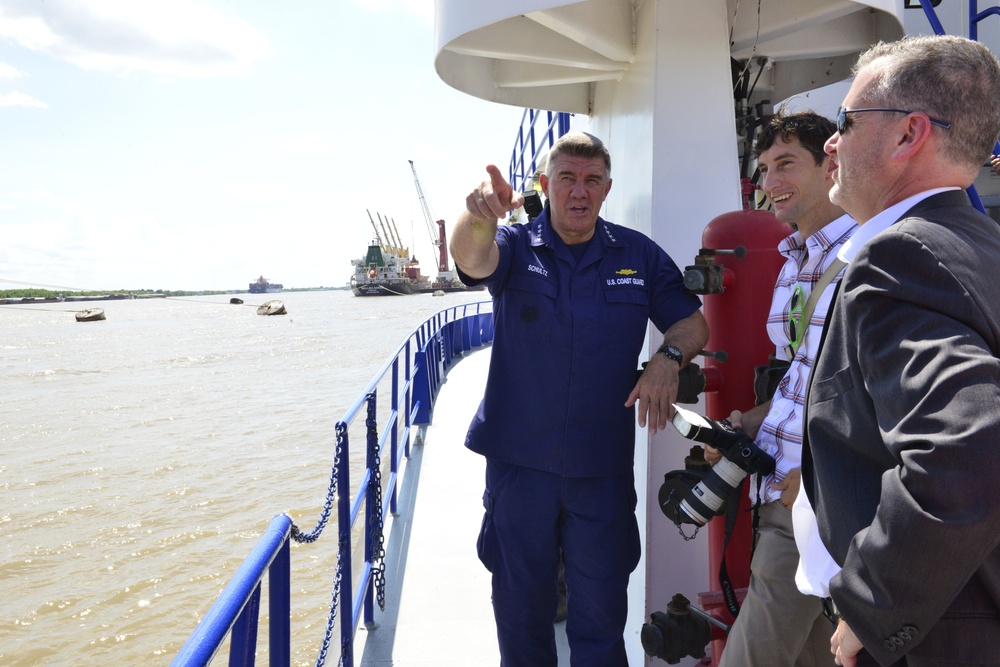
left=408, top=160, right=454, bottom=283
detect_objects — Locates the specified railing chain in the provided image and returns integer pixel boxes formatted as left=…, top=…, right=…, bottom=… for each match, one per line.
left=366, top=394, right=387, bottom=610
left=290, top=422, right=345, bottom=544
left=291, top=422, right=346, bottom=665
left=313, top=532, right=347, bottom=667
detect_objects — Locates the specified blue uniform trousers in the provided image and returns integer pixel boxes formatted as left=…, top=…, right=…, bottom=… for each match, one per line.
left=477, top=459, right=641, bottom=666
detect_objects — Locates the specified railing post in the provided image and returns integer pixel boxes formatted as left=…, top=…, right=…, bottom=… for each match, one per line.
left=427, top=330, right=442, bottom=403
left=529, top=109, right=538, bottom=185
left=460, top=314, right=472, bottom=353
left=404, top=338, right=412, bottom=455
left=269, top=537, right=291, bottom=667
left=443, top=321, right=456, bottom=367
left=969, top=0, right=1000, bottom=40
left=338, top=424, right=355, bottom=667
left=171, top=514, right=293, bottom=667
left=412, top=347, right=431, bottom=424
left=364, top=393, right=378, bottom=627
left=390, top=356, right=400, bottom=514
left=470, top=307, right=483, bottom=347
left=229, top=587, right=261, bottom=667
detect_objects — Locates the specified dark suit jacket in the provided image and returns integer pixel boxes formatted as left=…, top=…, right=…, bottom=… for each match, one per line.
left=804, top=190, right=1000, bottom=665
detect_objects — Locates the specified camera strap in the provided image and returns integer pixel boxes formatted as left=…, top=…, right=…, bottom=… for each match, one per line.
left=718, top=475, right=766, bottom=619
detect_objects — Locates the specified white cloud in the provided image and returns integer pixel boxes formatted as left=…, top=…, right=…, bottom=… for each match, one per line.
left=349, top=0, right=433, bottom=26
left=0, top=0, right=274, bottom=78
left=0, top=90, right=46, bottom=107
left=0, top=61, right=22, bottom=78
left=1, top=188, right=53, bottom=199
left=276, top=132, right=336, bottom=157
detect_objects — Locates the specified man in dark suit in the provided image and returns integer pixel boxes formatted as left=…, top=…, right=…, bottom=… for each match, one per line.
left=802, top=35, right=1000, bottom=666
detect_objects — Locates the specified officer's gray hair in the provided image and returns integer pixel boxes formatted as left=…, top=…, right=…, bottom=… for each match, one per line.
left=546, top=132, right=612, bottom=178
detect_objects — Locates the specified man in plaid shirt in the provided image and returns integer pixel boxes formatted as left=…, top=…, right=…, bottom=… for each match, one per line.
left=706, top=111, right=857, bottom=667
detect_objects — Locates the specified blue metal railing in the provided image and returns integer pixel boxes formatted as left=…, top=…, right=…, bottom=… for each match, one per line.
left=916, top=0, right=1000, bottom=213
left=172, top=300, right=495, bottom=667
left=508, top=108, right=573, bottom=194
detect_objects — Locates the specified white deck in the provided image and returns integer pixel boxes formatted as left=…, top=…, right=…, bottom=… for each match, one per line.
left=354, top=346, right=570, bottom=666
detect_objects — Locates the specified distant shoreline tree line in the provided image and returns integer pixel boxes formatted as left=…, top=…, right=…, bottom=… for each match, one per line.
left=0, top=286, right=350, bottom=299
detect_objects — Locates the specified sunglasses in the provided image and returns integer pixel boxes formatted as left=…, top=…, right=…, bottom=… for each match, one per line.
left=787, top=284, right=805, bottom=355
left=836, top=106, right=952, bottom=134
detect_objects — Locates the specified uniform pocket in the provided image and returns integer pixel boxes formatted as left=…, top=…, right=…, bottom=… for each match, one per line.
left=507, top=273, right=558, bottom=299
left=506, top=273, right=557, bottom=327
left=603, top=285, right=650, bottom=306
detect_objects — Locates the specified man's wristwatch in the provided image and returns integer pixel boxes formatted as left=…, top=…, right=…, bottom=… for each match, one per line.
left=657, top=344, right=684, bottom=366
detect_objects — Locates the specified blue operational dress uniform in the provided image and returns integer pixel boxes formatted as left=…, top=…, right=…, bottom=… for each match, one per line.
left=461, top=206, right=702, bottom=666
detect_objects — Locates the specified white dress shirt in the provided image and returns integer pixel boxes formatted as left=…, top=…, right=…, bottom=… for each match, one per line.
left=794, top=187, right=961, bottom=597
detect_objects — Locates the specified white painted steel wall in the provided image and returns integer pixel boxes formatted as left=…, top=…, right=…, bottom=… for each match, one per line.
left=586, top=3, right=741, bottom=664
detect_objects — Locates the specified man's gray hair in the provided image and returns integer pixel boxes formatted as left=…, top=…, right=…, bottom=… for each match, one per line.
left=854, top=35, right=1000, bottom=169
left=546, top=131, right=612, bottom=178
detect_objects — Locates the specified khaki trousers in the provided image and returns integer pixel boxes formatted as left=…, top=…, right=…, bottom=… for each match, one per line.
left=718, top=500, right=836, bottom=667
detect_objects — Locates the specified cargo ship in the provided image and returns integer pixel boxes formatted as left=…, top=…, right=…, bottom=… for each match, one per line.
left=350, top=242, right=429, bottom=296
left=350, top=211, right=431, bottom=296
left=248, top=276, right=283, bottom=294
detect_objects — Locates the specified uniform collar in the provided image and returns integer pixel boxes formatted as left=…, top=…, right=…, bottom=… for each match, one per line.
left=529, top=205, right=627, bottom=250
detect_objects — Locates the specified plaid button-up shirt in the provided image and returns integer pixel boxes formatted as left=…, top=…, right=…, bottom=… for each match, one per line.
left=752, top=214, right=857, bottom=504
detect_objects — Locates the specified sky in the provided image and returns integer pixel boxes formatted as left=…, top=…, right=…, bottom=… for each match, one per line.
left=0, top=0, right=528, bottom=292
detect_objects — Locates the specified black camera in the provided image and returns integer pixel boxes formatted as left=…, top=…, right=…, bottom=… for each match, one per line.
left=522, top=190, right=544, bottom=221
left=753, top=354, right=790, bottom=405
left=658, top=405, right=775, bottom=527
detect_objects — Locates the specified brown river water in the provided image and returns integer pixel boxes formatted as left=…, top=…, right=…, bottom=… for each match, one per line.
left=0, top=289, right=486, bottom=666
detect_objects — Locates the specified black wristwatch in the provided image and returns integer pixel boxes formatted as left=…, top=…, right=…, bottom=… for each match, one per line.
left=657, top=344, right=684, bottom=366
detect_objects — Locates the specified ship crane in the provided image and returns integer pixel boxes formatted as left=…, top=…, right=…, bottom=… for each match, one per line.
left=366, top=209, right=386, bottom=249
left=408, top=160, right=452, bottom=278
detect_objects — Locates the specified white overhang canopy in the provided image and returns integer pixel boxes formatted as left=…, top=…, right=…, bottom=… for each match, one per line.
left=434, top=0, right=905, bottom=114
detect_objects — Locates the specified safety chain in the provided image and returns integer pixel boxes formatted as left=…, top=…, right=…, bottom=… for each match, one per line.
left=290, top=422, right=345, bottom=543
left=676, top=524, right=700, bottom=542
left=289, top=423, right=345, bottom=665
left=366, top=394, right=387, bottom=611
left=313, top=533, right=348, bottom=667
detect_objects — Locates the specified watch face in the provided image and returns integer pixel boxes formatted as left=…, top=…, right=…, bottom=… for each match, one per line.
left=661, top=345, right=683, bottom=363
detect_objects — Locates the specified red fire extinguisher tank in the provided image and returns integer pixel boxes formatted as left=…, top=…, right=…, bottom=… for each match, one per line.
left=696, top=208, right=791, bottom=664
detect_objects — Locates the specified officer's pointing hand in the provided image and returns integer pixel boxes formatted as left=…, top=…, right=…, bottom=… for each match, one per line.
left=466, top=164, right=524, bottom=221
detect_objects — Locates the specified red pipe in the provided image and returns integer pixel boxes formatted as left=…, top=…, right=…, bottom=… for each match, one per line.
left=695, top=209, right=790, bottom=665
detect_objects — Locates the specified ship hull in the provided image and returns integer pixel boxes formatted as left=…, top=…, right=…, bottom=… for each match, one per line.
left=418, top=284, right=485, bottom=294
left=248, top=276, right=283, bottom=294
left=351, top=280, right=426, bottom=296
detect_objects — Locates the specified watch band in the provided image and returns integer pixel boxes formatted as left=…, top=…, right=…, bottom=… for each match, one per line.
left=657, top=344, right=683, bottom=365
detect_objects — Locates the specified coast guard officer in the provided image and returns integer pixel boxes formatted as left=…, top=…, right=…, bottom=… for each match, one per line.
left=451, top=131, right=708, bottom=666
